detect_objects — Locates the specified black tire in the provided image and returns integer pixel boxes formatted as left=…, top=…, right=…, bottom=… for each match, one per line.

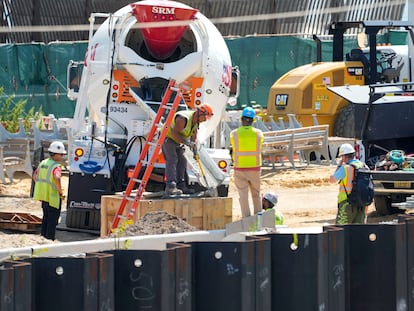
left=334, top=104, right=355, bottom=138
left=374, top=195, right=391, bottom=215
left=217, top=184, right=229, bottom=197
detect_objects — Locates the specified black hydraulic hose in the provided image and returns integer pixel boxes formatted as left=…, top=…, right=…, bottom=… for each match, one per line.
left=104, top=14, right=116, bottom=165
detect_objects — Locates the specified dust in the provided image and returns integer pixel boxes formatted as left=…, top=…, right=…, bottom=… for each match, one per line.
left=260, top=165, right=331, bottom=188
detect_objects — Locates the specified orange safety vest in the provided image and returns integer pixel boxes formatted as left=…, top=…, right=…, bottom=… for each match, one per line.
left=338, top=161, right=364, bottom=202
left=230, top=126, right=263, bottom=168
left=339, top=165, right=354, bottom=195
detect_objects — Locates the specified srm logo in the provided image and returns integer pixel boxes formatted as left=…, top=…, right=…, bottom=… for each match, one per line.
left=275, top=94, right=288, bottom=107
left=152, top=6, right=176, bottom=14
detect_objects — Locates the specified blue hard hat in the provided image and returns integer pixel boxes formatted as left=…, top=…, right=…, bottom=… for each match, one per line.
left=241, top=107, right=256, bottom=119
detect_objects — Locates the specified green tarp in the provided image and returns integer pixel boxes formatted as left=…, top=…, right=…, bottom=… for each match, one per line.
left=0, top=42, right=87, bottom=119
left=0, top=31, right=407, bottom=118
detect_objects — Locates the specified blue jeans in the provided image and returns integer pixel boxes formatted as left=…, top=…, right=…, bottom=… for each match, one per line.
left=162, top=138, right=187, bottom=187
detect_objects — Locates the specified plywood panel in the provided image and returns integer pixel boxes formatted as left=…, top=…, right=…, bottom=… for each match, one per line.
left=100, top=195, right=233, bottom=236
left=202, top=198, right=232, bottom=230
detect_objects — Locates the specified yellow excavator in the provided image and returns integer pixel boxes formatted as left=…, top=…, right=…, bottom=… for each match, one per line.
left=267, top=21, right=414, bottom=139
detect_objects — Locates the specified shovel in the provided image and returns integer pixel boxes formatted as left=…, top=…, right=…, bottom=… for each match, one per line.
left=184, top=145, right=218, bottom=197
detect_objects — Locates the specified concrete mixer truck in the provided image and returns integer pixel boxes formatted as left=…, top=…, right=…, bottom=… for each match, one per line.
left=64, top=0, right=239, bottom=229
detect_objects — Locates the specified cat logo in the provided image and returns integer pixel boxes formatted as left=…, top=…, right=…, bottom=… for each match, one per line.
left=275, top=94, right=288, bottom=107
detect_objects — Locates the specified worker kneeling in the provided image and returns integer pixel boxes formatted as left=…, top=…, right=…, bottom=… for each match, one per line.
left=262, top=191, right=284, bottom=225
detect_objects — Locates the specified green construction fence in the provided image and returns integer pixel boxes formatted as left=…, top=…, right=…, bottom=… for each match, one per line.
left=0, top=31, right=407, bottom=118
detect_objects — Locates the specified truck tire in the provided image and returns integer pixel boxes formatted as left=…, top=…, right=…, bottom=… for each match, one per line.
left=334, top=104, right=355, bottom=138
left=374, top=195, right=391, bottom=215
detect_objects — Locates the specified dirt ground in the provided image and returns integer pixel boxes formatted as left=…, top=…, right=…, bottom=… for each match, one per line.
left=0, top=163, right=402, bottom=249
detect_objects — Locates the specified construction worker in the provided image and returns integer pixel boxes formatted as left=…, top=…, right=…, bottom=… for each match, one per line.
left=33, top=141, right=66, bottom=240
left=262, top=191, right=284, bottom=225
left=329, top=143, right=366, bottom=224
left=162, top=104, right=214, bottom=195
left=230, top=107, right=264, bottom=217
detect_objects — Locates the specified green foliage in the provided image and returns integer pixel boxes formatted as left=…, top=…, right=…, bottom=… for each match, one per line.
left=111, top=218, right=133, bottom=249
left=0, top=87, right=43, bottom=134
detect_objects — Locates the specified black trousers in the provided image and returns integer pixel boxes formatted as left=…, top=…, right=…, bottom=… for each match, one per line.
left=41, top=201, right=61, bottom=240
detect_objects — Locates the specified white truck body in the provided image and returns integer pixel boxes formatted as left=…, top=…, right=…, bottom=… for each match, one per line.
left=65, top=0, right=238, bottom=214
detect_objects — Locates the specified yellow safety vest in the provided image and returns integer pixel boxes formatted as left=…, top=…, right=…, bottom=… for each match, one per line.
left=33, top=158, right=61, bottom=209
left=166, top=110, right=196, bottom=143
left=230, top=126, right=264, bottom=168
left=338, top=161, right=363, bottom=202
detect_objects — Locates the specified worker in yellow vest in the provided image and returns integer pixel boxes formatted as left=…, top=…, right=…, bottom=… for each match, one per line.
left=230, top=107, right=264, bottom=217
left=163, top=104, right=214, bottom=195
left=33, top=141, right=66, bottom=240
left=262, top=191, right=284, bottom=225
left=330, top=143, right=367, bottom=224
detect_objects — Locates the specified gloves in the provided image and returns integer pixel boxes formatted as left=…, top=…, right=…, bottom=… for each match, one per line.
left=186, top=140, right=197, bottom=156
left=185, top=140, right=196, bottom=149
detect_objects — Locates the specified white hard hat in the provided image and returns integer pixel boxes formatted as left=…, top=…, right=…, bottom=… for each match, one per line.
left=48, top=141, right=67, bottom=154
left=264, top=192, right=278, bottom=205
left=338, top=143, right=355, bottom=156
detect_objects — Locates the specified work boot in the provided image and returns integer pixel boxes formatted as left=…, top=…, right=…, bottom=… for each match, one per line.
left=177, top=183, right=196, bottom=194
left=165, top=185, right=183, bottom=195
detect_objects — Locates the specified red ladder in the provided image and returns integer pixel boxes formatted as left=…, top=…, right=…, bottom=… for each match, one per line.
left=110, top=79, right=184, bottom=233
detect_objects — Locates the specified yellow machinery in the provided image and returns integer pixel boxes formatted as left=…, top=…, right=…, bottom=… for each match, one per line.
left=267, top=60, right=365, bottom=135
left=267, top=21, right=414, bottom=138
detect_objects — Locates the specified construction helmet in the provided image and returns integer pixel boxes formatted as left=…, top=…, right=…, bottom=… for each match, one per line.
left=338, top=143, right=355, bottom=156
left=48, top=141, right=67, bottom=154
left=241, top=107, right=256, bottom=119
left=197, top=103, right=214, bottom=118
left=264, top=192, right=278, bottom=205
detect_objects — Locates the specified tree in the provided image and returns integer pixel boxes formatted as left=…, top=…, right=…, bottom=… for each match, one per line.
left=0, top=87, right=43, bottom=134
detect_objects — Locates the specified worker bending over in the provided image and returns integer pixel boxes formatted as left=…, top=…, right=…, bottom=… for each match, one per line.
left=162, top=104, right=214, bottom=195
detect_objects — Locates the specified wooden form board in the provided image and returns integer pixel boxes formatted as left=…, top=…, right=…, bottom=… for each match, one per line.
left=100, top=195, right=233, bottom=237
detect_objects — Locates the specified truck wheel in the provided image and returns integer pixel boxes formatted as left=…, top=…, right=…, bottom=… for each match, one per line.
left=374, top=195, right=391, bottom=215
left=334, top=105, right=355, bottom=138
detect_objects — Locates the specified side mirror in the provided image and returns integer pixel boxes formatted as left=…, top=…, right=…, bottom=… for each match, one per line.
left=228, top=66, right=240, bottom=106
left=67, top=60, right=84, bottom=100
